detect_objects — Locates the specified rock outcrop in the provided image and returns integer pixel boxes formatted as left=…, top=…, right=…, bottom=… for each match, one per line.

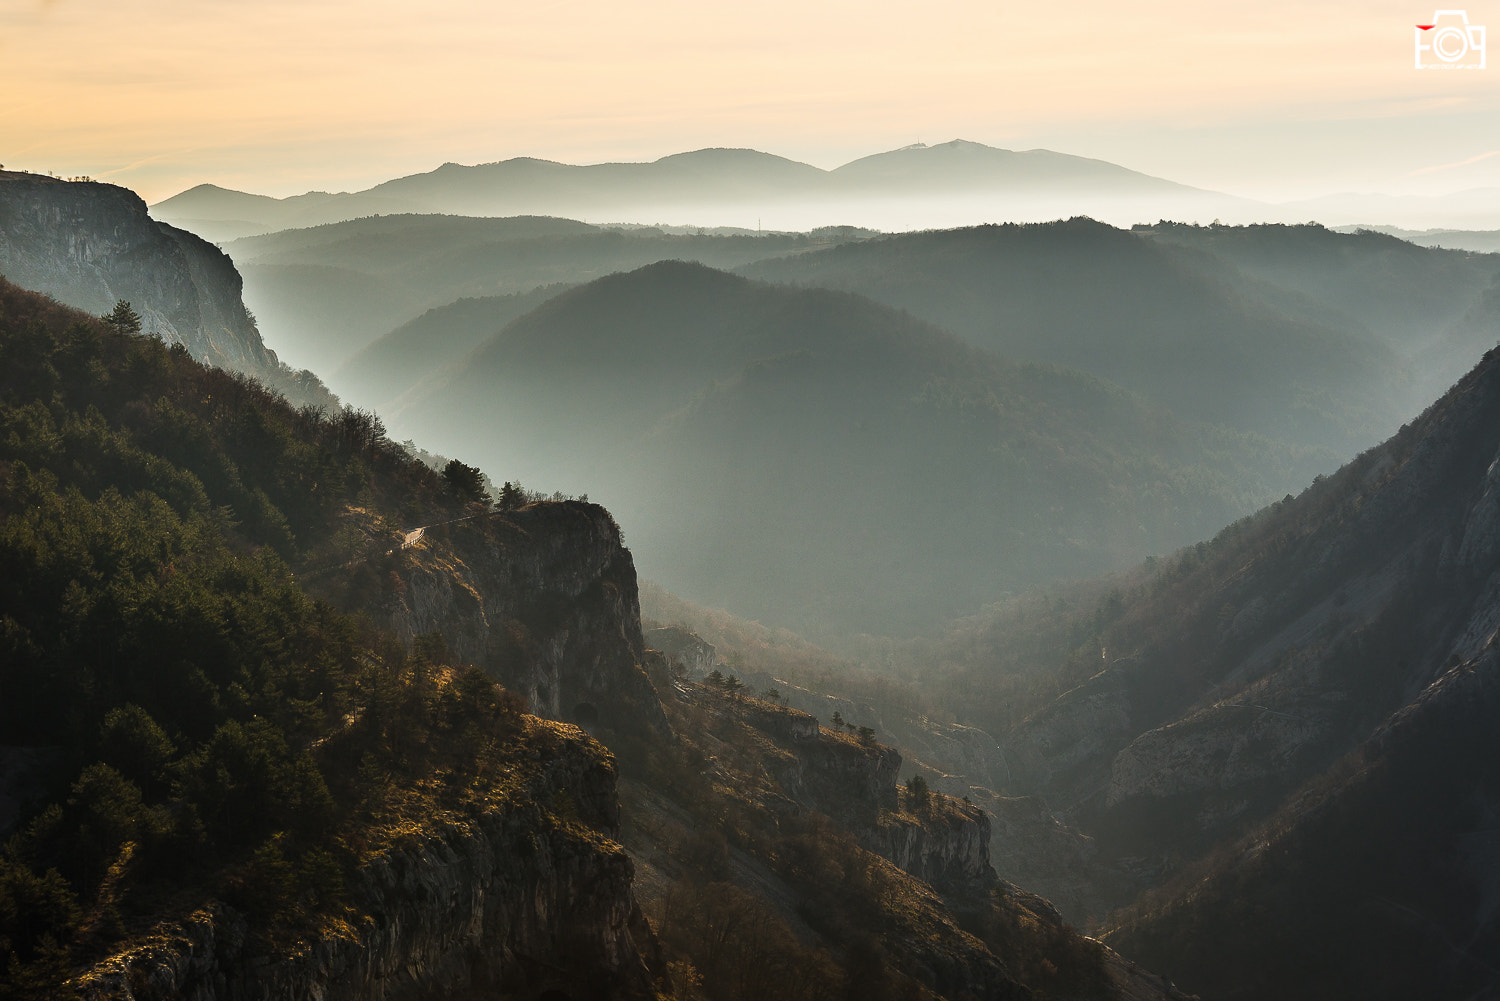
left=643, top=624, right=720, bottom=677
left=870, top=797, right=994, bottom=888
left=773, top=726, right=901, bottom=827
left=0, top=172, right=281, bottom=380
left=727, top=695, right=992, bottom=888
left=386, top=501, right=670, bottom=738
left=71, top=720, right=660, bottom=1001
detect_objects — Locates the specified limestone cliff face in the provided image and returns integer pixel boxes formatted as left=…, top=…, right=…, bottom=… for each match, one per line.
left=387, top=501, right=670, bottom=737
left=0, top=173, right=280, bottom=379
left=728, top=697, right=994, bottom=888
left=72, top=722, right=660, bottom=1001
left=771, top=726, right=901, bottom=827
left=743, top=675, right=1014, bottom=803
left=870, top=798, right=994, bottom=888
left=644, top=624, right=720, bottom=677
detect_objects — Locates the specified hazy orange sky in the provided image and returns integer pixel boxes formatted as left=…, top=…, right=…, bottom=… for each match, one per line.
left=2, top=0, right=1497, bottom=203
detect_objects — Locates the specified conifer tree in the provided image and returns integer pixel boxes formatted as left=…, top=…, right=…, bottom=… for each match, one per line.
left=102, top=300, right=142, bottom=335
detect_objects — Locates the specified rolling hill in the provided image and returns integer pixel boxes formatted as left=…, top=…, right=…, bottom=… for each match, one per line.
left=740, top=218, right=1457, bottom=457
left=389, top=260, right=1321, bottom=639
left=218, top=215, right=858, bottom=379
left=334, top=286, right=573, bottom=410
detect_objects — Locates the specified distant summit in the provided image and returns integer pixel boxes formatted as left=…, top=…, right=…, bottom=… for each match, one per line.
left=833, top=139, right=1193, bottom=193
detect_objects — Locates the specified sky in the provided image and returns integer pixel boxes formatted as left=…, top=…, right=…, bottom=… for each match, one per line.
left=2, top=0, right=1498, bottom=204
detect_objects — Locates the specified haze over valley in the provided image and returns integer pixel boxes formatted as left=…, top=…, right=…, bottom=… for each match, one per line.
left=6, top=2, right=1500, bottom=999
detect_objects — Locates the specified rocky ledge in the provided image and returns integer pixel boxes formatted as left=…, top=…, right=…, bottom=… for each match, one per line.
left=386, top=501, right=670, bottom=739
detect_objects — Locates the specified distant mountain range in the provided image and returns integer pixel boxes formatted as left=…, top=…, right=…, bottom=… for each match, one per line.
left=150, top=144, right=1500, bottom=237
left=150, top=141, right=1247, bottom=238
left=1336, top=223, right=1500, bottom=254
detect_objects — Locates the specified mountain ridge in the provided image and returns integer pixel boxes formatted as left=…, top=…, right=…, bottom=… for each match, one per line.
left=390, top=258, right=1320, bottom=639
left=151, top=140, right=1240, bottom=238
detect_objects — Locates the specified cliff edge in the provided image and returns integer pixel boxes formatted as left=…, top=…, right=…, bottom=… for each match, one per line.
left=0, top=172, right=284, bottom=383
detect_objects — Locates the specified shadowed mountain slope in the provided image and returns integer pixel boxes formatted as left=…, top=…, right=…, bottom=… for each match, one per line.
left=741, top=218, right=1431, bottom=457
left=391, top=260, right=1319, bottom=639
left=907, top=339, right=1500, bottom=999
left=334, top=286, right=572, bottom=409
left=218, top=214, right=856, bottom=378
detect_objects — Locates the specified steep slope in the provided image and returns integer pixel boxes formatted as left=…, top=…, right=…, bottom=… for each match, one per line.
left=74, top=716, right=660, bottom=1001
left=917, top=341, right=1500, bottom=998
left=0, top=172, right=334, bottom=409
left=741, top=218, right=1417, bottom=456
left=0, top=277, right=667, bottom=1000
left=393, top=259, right=1313, bottom=639
left=1105, top=645, right=1500, bottom=1001
left=0, top=173, right=277, bottom=377
left=614, top=673, right=1194, bottom=1001
left=333, top=287, right=572, bottom=411
left=377, top=501, right=670, bottom=737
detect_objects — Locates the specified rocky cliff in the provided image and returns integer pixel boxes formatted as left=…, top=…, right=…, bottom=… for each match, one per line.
left=736, top=706, right=900, bottom=827
left=643, top=624, right=720, bottom=677
left=628, top=677, right=1193, bottom=1001
left=384, top=501, right=670, bottom=738
left=870, top=796, right=994, bottom=888
left=70, top=719, right=660, bottom=1001
left=0, top=172, right=283, bottom=382
left=722, top=692, right=995, bottom=889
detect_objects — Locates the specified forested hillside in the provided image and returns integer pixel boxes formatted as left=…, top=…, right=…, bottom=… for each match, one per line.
left=0, top=276, right=1187, bottom=1001
left=0, top=277, right=659, bottom=999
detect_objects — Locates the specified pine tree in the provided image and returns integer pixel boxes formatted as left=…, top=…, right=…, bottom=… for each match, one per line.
left=102, top=300, right=142, bottom=335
